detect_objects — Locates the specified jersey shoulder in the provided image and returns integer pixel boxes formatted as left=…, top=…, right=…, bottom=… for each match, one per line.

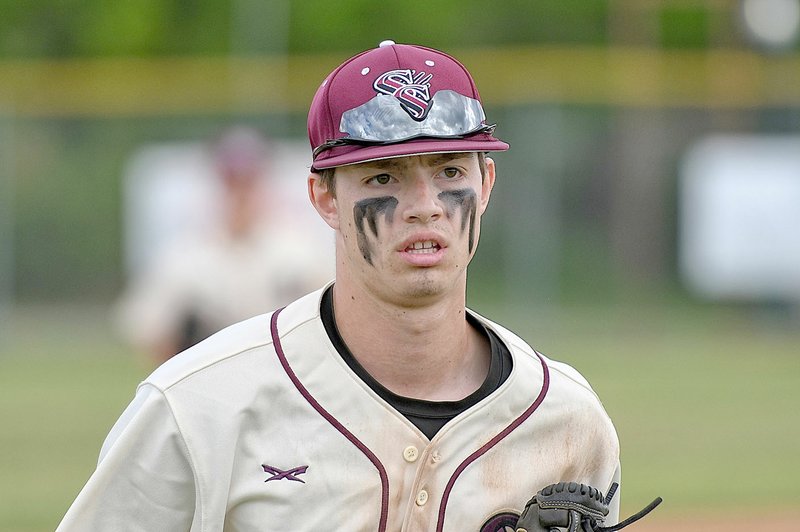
left=143, top=312, right=273, bottom=391
left=143, top=286, right=326, bottom=392
left=541, top=354, right=598, bottom=397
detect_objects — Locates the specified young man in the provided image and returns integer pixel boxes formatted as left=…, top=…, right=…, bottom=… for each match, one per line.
left=115, top=127, right=331, bottom=364
left=57, top=41, right=620, bottom=531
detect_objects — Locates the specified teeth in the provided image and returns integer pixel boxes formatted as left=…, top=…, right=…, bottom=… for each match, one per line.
left=408, top=240, right=438, bottom=253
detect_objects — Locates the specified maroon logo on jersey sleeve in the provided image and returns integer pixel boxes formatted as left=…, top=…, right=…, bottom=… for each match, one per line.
left=262, top=464, right=308, bottom=483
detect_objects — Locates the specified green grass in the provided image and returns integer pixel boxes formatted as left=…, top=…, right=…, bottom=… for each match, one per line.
left=1, top=305, right=148, bottom=532
left=1, top=301, right=798, bottom=530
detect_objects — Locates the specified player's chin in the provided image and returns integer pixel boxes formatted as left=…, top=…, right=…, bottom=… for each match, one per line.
left=390, top=285, right=443, bottom=307
left=396, top=270, right=464, bottom=301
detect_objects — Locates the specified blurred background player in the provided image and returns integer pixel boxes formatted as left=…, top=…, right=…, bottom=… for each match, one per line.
left=115, top=126, right=332, bottom=363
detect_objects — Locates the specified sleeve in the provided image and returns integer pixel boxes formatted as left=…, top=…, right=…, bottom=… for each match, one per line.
left=114, top=247, right=193, bottom=353
left=56, top=384, right=197, bottom=532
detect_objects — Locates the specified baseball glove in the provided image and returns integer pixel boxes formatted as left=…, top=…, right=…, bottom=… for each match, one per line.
left=515, top=481, right=661, bottom=532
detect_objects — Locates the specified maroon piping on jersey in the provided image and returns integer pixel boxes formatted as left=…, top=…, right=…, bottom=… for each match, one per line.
left=435, top=350, right=550, bottom=532
left=270, top=308, right=390, bottom=531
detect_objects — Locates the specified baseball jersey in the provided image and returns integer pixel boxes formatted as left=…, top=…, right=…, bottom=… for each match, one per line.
left=115, top=222, right=333, bottom=353
left=57, top=285, right=621, bottom=532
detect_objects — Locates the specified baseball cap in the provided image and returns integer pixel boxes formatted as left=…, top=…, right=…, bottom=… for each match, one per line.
left=308, top=40, right=509, bottom=170
left=213, top=126, right=269, bottom=180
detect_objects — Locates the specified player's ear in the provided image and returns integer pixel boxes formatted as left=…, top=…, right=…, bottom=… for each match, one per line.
left=308, top=172, right=339, bottom=229
left=479, top=156, right=496, bottom=214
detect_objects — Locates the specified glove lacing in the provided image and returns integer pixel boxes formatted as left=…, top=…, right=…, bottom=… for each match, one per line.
left=570, top=483, right=662, bottom=532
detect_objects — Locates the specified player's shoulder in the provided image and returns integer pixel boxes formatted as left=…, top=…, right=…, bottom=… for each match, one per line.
left=467, top=309, right=601, bottom=399
left=143, top=312, right=274, bottom=390
left=144, top=286, right=326, bottom=391
left=536, top=353, right=610, bottom=413
left=540, top=354, right=595, bottom=392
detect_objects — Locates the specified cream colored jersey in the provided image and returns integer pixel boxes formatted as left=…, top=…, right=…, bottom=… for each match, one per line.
left=115, top=222, right=333, bottom=353
left=57, top=286, right=620, bottom=532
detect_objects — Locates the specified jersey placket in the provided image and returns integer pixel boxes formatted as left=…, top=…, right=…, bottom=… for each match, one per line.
left=399, top=442, right=440, bottom=531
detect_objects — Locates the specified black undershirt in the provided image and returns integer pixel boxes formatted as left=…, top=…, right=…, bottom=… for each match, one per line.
left=320, top=286, right=512, bottom=439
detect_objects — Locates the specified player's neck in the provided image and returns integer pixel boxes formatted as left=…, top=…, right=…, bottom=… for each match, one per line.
left=331, top=281, right=490, bottom=402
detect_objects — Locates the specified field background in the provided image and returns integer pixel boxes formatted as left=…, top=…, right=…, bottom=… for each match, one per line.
left=2, top=2, right=800, bottom=530
left=2, top=299, right=798, bottom=531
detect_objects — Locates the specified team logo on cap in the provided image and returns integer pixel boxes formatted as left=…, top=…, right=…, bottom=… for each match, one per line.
left=373, top=69, right=433, bottom=121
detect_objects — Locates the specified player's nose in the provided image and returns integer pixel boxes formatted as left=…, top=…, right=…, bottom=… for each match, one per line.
left=402, top=177, right=443, bottom=223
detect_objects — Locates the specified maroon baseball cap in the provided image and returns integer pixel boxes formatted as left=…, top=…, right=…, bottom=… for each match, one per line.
left=308, top=40, right=509, bottom=170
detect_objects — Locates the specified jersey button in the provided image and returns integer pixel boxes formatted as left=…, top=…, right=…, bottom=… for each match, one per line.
left=403, top=445, right=419, bottom=463
left=415, top=489, right=429, bottom=506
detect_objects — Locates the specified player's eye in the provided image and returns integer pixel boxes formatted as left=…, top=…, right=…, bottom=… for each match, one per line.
left=440, top=167, right=462, bottom=179
left=367, top=173, right=392, bottom=185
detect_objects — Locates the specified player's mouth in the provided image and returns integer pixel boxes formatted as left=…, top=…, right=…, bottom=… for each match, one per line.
left=398, top=236, right=446, bottom=267
left=405, top=240, right=440, bottom=254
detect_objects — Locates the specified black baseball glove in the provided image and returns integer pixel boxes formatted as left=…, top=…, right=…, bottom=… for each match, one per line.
left=515, top=481, right=661, bottom=532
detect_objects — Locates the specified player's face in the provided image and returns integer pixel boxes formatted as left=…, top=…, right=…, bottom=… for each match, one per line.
left=311, top=152, right=495, bottom=306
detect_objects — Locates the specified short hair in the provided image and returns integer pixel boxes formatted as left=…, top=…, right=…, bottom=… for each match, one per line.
left=315, top=152, right=487, bottom=198
left=317, top=167, right=337, bottom=196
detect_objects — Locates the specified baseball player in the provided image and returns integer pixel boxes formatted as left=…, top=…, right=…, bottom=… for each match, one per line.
left=57, top=41, right=626, bottom=531
left=115, top=127, right=333, bottom=364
